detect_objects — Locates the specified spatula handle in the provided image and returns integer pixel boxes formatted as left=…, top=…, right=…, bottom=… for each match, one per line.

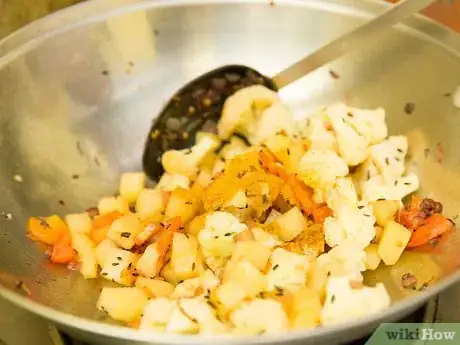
left=272, top=0, right=436, bottom=88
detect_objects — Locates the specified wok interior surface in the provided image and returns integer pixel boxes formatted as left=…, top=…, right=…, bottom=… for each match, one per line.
left=1, top=0, right=460, bottom=344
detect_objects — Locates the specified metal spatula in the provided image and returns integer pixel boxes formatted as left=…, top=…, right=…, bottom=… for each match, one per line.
left=143, top=0, right=434, bottom=180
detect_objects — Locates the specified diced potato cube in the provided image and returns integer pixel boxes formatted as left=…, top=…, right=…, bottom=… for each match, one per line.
left=95, top=239, right=119, bottom=267
left=101, top=248, right=139, bottom=286
left=290, top=287, right=321, bottom=330
left=371, top=200, right=400, bottom=227
left=374, top=225, right=384, bottom=244
left=185, top=215, right=206, bottom=237
left=224, top=260, right=266, bottom=297
left=97, top=287, right=148, bottom=323
left=160, top=261, right=180, bottom=286
left=364, top=244, right=382, bottom=270
left=230, top=241, right=271, bottom=271
left=214, top=281, right=247, bottom=311
left=98, top=196, right=130, bottom=216
left=136, top=188, right=165, bottom=222
left=265, top=209, right=281, bottom=225
left=306, top=259, right=328, bottom=301
left=251, top=227, right=280, bottom=248
left=136, top=243, right=161, bottom=278
left=165, top=188, right=198, bottom=225
left=171, top=233, right=200, bottom=281
left=119, top=172, right=146, bottom=203
left=107, top=214, right=143, bottom=249
left=135, top=277, right=175, bottom=298
left=66, top=213, right=92, bottom=235
left=272, top=207, right=307, bottom=241
left=71, top=233, right=98, bottom=279
left=378, top=220, right=411, bottom=265
left=265, top=134, right=304, bottom=173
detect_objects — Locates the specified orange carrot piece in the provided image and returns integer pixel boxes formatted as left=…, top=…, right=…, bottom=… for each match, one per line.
left=312, top=205, right=333, bottom=225
left=407, top=214, right=454, bottom=248
left=259, top=150, right=316, bottom=216
left=127, top=319, right=141, bottom=329
left=27, top=215, right=68, bottom=245
left=397, top=196, right=425, bottom=230
left=89, top=226, right=109, bottom=245
left=51, top=235, right=76, bottom=264
left=92, top=211, right=122, bottom=229
left=155, top=217, right=182, bottom=273
left=135, top=223, right=163, bottom=246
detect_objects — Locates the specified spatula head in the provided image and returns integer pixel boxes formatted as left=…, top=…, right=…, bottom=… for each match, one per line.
left=142, top=65, right=276, bottom=181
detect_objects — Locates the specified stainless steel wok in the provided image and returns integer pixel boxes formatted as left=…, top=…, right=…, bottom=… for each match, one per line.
left=1, top=1, right=460, bottom=344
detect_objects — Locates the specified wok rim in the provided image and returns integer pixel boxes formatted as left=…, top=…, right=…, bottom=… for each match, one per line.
left=1, top=0, right=460, bottom=343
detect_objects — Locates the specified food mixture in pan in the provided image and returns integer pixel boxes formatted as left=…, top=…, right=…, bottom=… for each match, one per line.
left=27, top=85, right=455, bottom=334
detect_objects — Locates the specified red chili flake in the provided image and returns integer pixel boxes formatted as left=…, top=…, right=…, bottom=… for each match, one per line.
left=435, top=142, right=444, bottom=163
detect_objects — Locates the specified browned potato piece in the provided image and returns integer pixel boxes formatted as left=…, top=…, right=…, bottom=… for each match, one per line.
left=292, top=223, right=325, bottom=257
left=264, top=134, right=305, bottom=173
left=171, top=233, right=201, bottom=281
left=274, top=183, right=298, bottom=213
left=229, top=241, right=272, bottom=271
left=165, top=188, right=199, bottom=224
left=272, top=207, right=307, bottom=242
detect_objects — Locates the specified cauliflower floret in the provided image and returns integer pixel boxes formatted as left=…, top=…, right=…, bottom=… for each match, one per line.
left=140, top=298, right=174, bottom=331
left=298, top=149, right=349, bottom=189
left=267, top=248, right=310, bottom=292
left=321, top=277, right=391, bottom=325
left=166, top=302, right=199, bottom=334
left=327, top=104, right=369, bottom=166
left=361, top=173, right=419, bottom=202
left=157, top=173, right=190, bottom=192
left=324, top=202, right=375, bottom=248
left=162, top=136, right=219, bottom=177
left=180, top=298, right=227, bottom=334
left=250, top=102, right=296, bottom=144
left=301, top=116, right=336, bottom=151
left=317, top=241, right=367, bottom=281
left=369, top=135, right=408, bottom=183
left=230, top=299, right=289, bottom=334
left=324, top=177, right=358, bottom=212
left=171, top=270, right=220, bottom=299
left=217, top=85, right=280, bottom=140
left=345, top=106, right=387, bottom=145
left=219, top=136, right=249, bottom=160
left=198, top=212, right=248, bottom=258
